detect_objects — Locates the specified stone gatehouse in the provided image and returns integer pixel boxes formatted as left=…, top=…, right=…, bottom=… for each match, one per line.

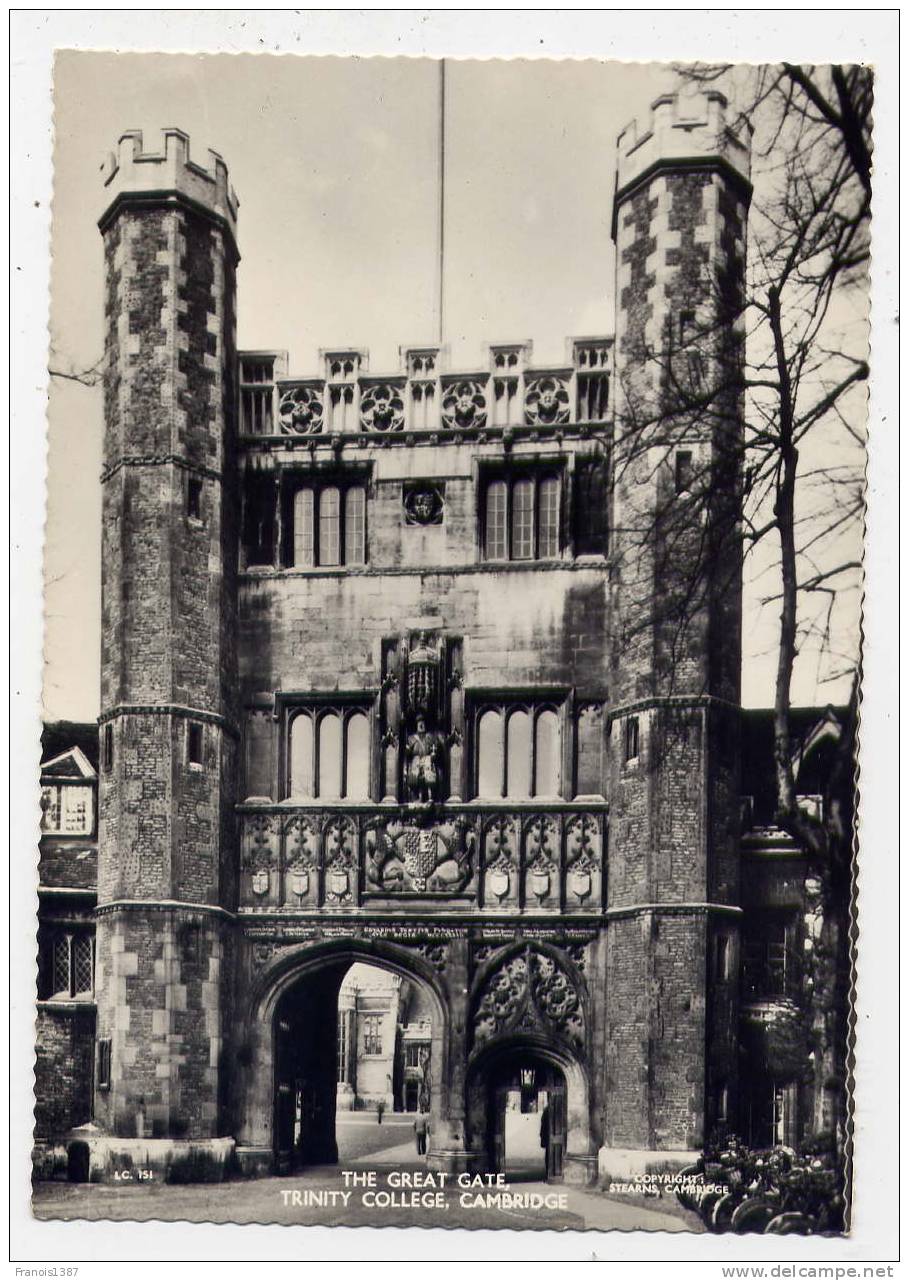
left=33, top=89, right=848, bottom=1186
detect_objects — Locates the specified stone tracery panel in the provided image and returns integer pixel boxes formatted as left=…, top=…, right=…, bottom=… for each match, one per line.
left=565, top=813, right=602, bottom=909
left=360, top=381, right=406, bottom=433
left=481, top=815, right=519, bottom=908
left=440, top=379, right=487, bottom=431
left=523, top=374, right=571, bottom=426
left=322, top=815, right=357, bottom=905
left=278, top=383, right=324, bottom=434
left=472, top=944, right=585, bottom=1053
left=282, top=814, right=318, bottom=907
left=240, top=813, right=279, bottom=903
left=522, top=814, right=560, bottom=909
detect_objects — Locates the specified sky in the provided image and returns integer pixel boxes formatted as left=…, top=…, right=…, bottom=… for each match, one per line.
left=44, top=49, right=863, bottom=721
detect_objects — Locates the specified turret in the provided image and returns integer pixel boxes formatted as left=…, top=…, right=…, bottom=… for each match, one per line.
left=601, top=90, right=751, bottom=1171
left=94, top=129, right=239, bottom=1148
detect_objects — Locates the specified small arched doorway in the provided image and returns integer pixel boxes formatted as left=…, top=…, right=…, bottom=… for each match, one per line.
left=488, top=1052, right=567, bottom=1181
left=467, top=1038, right=589, bottom=1185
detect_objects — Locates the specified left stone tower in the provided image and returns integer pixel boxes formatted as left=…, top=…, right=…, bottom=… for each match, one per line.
left=95, top=130, right=240, bottom=1146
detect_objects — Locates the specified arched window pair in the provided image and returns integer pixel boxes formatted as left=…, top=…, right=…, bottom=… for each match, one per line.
left=476, top=705, right=561, bottom=798
left=288, top=708, right=370, bottom=800
left=292, top=484, right=366, bottom=568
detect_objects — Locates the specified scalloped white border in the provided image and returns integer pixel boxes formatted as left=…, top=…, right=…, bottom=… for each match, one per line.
left=10, top=9, right=899, bottom=1270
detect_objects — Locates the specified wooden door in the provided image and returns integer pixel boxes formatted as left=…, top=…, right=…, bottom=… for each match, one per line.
left=545, top=1083, right=566, bottom=1180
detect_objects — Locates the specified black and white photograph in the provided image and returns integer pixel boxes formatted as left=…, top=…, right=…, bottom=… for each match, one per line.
left=11, top=10, right=898, bottom=1269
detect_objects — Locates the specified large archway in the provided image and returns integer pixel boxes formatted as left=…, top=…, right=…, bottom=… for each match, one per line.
left=237, top=940, right=450, bottom=1174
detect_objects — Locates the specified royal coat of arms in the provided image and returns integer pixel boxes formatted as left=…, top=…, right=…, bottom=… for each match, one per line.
left=403, top=827, right=439, bottom=891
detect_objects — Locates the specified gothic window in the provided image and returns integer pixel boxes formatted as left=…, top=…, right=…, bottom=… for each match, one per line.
left=240, top=356, right=276, bottom=435
left=362, top=1014, right=382, bottom=1056
left=573, top=456, right=609, bottom=556
left=287, top=706, right=371, bottom=800
left=743, top=911, right=798, bottom=1000
left=289, top=481, right=367, bottom=568
left=475, top=702, right=563, bottom=798
left=337, top=1010, right=350, bottom=1083
left=482, top=471, right=562, bottom=561
left=573, top=340, right=610, bottom=422
left=41, top=930, right=94, bottom=1000
left=404, top=1043, right=423, bottom=1068
left=40, top=784, right=93, bottom=835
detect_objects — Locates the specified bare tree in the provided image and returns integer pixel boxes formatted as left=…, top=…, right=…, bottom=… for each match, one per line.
left=609, top=64, right=871, bottom=1167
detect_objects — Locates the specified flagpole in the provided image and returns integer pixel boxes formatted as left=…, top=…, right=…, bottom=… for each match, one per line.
left=438, top=57, right=445, bottom=348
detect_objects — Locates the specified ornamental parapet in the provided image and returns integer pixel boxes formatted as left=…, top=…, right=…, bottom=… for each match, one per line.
left=237, top=802, right=605, bottom=915
left=238, top=338, right=612, bottom=441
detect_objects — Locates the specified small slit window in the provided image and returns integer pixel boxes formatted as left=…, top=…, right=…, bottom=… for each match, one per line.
left=97, top=1039, right=112, bottom=1091
left=624, top=716, right=640, bottom=763
left=188, top=722, right=204, bottom=768
left=187, top=475, right=203, bottom=521
left=102, top=724, right=114, bottom=773
left=675, top=451, right=693, bottom=494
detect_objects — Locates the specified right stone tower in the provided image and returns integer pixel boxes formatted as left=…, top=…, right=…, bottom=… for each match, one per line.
left=605, top=90, right=752, bottom=1172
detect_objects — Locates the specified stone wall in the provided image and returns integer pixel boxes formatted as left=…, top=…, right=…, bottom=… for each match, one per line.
left=34, top=1006, right=96, bottom=1139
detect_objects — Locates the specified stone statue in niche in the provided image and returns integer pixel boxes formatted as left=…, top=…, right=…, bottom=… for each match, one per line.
left=404, top=485, right=444, bottom=526
left=405, top=715, right=445, bottom=804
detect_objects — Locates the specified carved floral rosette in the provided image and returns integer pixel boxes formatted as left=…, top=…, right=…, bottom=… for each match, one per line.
left=523, top=374, right=570, bottom=426
left=278, top=383, right=324, bottom=434
left=441, top=379, right=487, bottom=431
left=472, top=945, right=585, bottom=1053
left=360, top=381, right=405, bottom=433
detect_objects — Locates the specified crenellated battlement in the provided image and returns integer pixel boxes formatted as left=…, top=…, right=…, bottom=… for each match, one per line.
left=100, top=127, right=238, bottom=240
left=615, top=89, right=752, bottom=200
